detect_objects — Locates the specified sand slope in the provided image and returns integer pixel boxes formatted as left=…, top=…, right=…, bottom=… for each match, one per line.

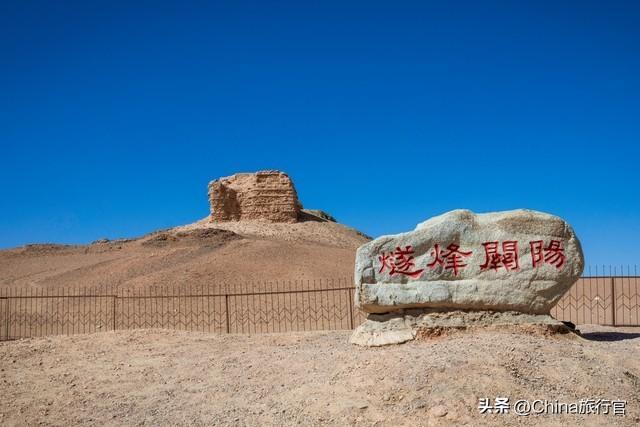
left=0, top=217, right=370, bottom=291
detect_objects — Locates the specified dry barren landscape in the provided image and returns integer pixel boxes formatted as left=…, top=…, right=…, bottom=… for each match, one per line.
left=0, top=214, right=369, bottom=292
left=1, top=325, right=639, bottom=426
left=1, top=179, right=638, bottom=427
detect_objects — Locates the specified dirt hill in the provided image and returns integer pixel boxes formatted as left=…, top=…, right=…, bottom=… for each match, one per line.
left=0, top=212, right=370, bottom=291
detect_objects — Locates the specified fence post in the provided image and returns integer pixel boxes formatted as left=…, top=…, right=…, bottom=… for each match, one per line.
left=112, top=292, right=117, bottom=332
left=2, top=297, right=8, bottom=341
left=225, top=294, right=230, bottom=334
left=610, top=277, right=616, bottom=326
left=5, top=299, right=8, bottom=341
left=347, top=289, right=354, bottom=330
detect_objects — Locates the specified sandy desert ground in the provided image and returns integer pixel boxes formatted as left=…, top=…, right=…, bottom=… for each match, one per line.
left=1, top=325, right=639, bottom=426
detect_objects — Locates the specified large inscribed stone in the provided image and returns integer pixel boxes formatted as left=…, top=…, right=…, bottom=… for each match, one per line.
left=354, top=209, right=584, bottom=315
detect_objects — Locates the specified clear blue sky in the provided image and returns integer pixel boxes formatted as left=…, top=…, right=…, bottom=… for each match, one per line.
left=1, top=1, right=639, bottom=267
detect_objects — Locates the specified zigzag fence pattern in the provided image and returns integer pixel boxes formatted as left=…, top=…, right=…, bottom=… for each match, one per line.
left=551, top=266, right=640, bottom=326
left=0, top=279, right=367, bottom=341
left=0, top=268, right=638, bottom=341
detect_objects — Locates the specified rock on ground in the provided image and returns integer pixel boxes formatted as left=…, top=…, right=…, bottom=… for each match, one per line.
left=356, top=209, right=584, bottom=314
left=349, top=310, right=573, bottom=346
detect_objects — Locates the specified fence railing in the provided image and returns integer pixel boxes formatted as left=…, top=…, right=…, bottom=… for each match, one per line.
left=551, top=268, right=640, bottom=326
left=0, top=279, right=367, bottom=341
left=0, top=270, right=638, bottom=341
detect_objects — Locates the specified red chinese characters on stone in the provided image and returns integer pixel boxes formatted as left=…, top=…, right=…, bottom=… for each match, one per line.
left=378, top=245, right=425, bottom=278
left=530, top=239, right=566, bottom=269
left=427, top=243, right=473, bottom=276
left=479, top=241, right=520, bottom=271
left=377, top=239, right=566, bottom=278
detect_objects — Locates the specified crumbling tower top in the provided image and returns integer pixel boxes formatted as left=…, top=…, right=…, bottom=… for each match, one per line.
left=208, top=170, right=302, bottom=223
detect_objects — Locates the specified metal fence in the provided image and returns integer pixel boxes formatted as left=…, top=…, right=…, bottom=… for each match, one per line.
left=0, top=278, right=367, bottom=341
left=551, top=266, right=640, bottom=327
left=0, top=268, right=638, bottom=341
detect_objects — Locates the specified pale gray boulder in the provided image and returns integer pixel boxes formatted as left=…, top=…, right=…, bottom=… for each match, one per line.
left=354, top=209, right=584, bottom=315
left=349, top=310, right=572, bottom=346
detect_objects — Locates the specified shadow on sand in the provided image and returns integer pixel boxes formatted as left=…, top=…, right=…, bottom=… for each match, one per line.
left=580, top=331, right=640, bottom=342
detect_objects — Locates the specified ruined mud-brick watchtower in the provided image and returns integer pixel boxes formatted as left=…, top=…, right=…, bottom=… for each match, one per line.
left=208, top=170, right=302, bottom=223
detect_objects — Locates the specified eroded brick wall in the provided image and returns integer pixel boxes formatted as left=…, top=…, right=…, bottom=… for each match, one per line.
left=208, top=170, right=302, bottom=223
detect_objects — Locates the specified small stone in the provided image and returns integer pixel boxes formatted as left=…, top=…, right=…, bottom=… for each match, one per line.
left=411, top=398, right=426, bottom=409
left=429, top=405, right=448, bottom=418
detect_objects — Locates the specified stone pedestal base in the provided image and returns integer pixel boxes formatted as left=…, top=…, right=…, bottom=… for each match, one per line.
left=349, top=309, right=575, bottom=347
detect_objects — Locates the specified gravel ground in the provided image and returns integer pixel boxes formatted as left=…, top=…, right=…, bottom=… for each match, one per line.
left=1, top=325, right=639, bottom=426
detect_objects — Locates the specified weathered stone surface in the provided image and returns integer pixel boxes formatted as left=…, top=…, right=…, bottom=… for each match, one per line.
left=208, top=170, right=302, bottom=223
left=355, top=209, right=584, bottom=315
left=349, top=310, right=573, bottom=347
left=301, top=209, right=337, bottom=223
